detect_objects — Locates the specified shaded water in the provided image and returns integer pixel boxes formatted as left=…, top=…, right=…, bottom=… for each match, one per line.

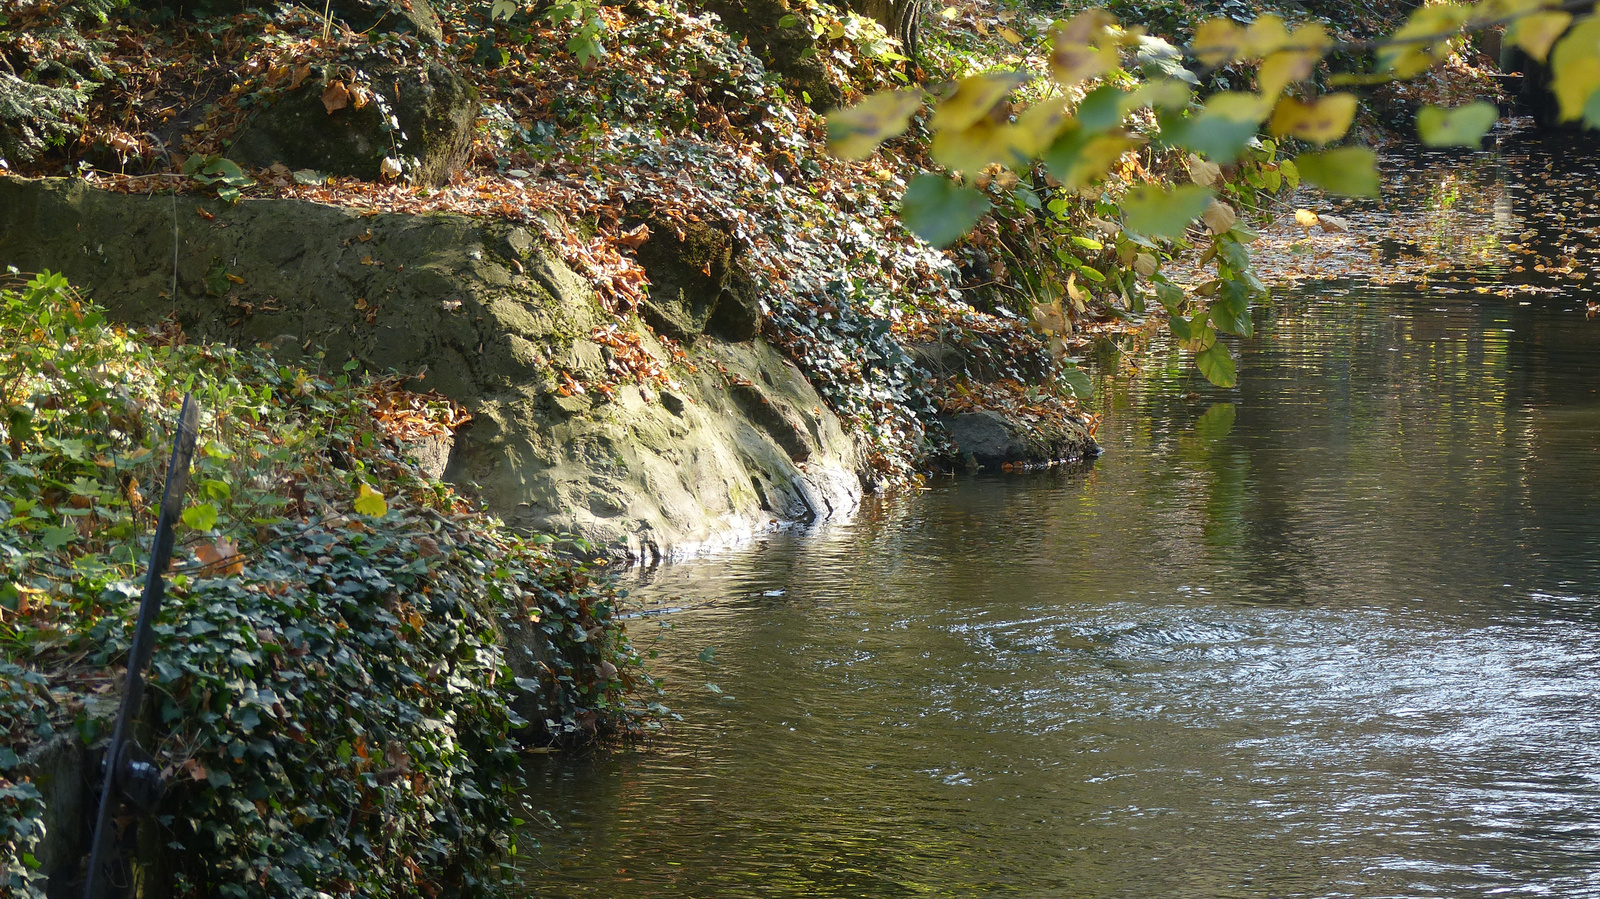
left=520, top=135, right=1600, bottom=897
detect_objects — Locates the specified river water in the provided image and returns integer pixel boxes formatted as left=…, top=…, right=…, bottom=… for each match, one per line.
left=519, top=134, right=1600, bottom=897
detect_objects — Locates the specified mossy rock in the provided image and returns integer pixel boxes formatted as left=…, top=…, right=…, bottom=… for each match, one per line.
left=698, top=0, right=841, bottom=110
left=167, top=0, right=443, bottom=42
left=229, top=59, right=475, bottom=186
left=630, top=214, right=762, bottom=343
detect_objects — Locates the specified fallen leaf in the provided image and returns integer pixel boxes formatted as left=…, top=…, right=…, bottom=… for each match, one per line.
left=322, top=80, right=350, bottom=114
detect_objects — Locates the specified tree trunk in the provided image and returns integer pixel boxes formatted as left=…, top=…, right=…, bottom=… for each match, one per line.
left=849, top=0, right=925, bottom=60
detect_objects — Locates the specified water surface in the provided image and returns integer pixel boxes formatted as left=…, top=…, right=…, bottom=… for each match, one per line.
left=520, top=135, right=1600, bottom=898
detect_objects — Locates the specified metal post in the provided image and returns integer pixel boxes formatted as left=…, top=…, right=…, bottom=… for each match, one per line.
left=83, top=394, right=198, bottom=899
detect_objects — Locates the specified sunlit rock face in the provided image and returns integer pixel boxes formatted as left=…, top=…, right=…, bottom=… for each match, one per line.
left=0, top=177, right=864, bottom=560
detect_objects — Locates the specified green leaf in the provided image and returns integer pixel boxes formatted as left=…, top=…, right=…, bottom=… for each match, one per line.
left=901, top=175, right=991, bottom=248
left=353, top=482, right=388, bottom=517
left=1155, top=282, right=1185, bottom=313
left=1122, top=184, right=1214, bottom=239
left=1196, top=403, right=1241, bottom=438
left=1194, top=403, right=1237, bottom=439
left=698, top=645, right=717, bottom=663
left=1196, top=342, right=1237, bottom=387
left=1059, top=363, right=1093, bottom=398
left=1164, top=93, right=1271, bottom=162
left=182, top=503, right=218, bottom=532
left=41, top=527, right=76, bottom=550
left=1210, top=279, right=1254, bottom=336
left=1415, top=102, right=1497, bottom=147
left=1279, top=157, right=1300, bottom=190
left=1295, top=146, right=1379, bottom=197
left=491, top=0, right=517, bottom=20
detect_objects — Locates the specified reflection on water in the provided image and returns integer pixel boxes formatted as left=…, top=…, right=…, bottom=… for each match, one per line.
left=519, top=136, right=1600, bottom=897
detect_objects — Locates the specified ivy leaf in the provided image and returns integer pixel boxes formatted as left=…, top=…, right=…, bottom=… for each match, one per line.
left=1415, top=102, right=1497, bottom=147
left=41, top=527, right=75, bottom=551
left=353, top=482, right=388, bottom=517
left=1122, top=184, right=1214, bottom=239
left=1295, top=146, right=1380, bottom=197
left=827, top=89, right=926, bottom=160
left=1196, top=342, right=1238, bottom=388
left=901, top=175, right=991, bottom=248
left=182, top=503, right=218, bottom=532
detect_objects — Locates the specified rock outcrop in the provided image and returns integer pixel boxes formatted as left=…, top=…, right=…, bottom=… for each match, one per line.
left=230, top=59, right=477, bottom=187
left=0, top=177, right=864, bottom=560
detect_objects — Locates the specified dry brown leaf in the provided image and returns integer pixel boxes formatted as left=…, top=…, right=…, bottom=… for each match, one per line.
left=321, top=80, right=350, bottom=114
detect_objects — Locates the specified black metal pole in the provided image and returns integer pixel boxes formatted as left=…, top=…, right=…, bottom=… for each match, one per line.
left=83, top=394, right=198, bottom=899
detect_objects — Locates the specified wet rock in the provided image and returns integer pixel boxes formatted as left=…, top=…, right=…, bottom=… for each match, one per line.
left=943, top=410, right=1025, bottom=466
left=630, top=215, right=732, bottom=342
left=941, top=408, right=1098, bottom=470
left=230, top=59, right=475, bottom=187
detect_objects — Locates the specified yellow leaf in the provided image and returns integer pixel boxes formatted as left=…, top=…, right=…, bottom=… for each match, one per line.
left=354, top=482, right=388, bottom=517
left=1053, top=133, right=1138, bottom=189
left=1012, top=98, right=1070, bottom=157
left=1269, top=93, right=1358, bottom=144
left=1510, top=9, right=1572, bottom=63
left=932, top=119, right=1029, bottom=174
left=827, top=89, right=927, bottom=160
left=931, top=72, right=1029, bottom=132
left=1243, top=14, right=1291, bottom=57
left=1258, top=50, right=1317, bottom=96
left=1294, top=208, right=1320, bottom=229
left=1380, top=3, right=1472, bottom=77
left=1191, top=18, right=1243, bottom=66
left=1551, top=18, right=1600, bottom=121
left=1049, top=10, right=1119, bottom=85
left=997, top=25, right=1024, bottom=44
left=1202, top=200, right=1237, bottom=235
left=1188, top=153, right=1222, bottom=187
